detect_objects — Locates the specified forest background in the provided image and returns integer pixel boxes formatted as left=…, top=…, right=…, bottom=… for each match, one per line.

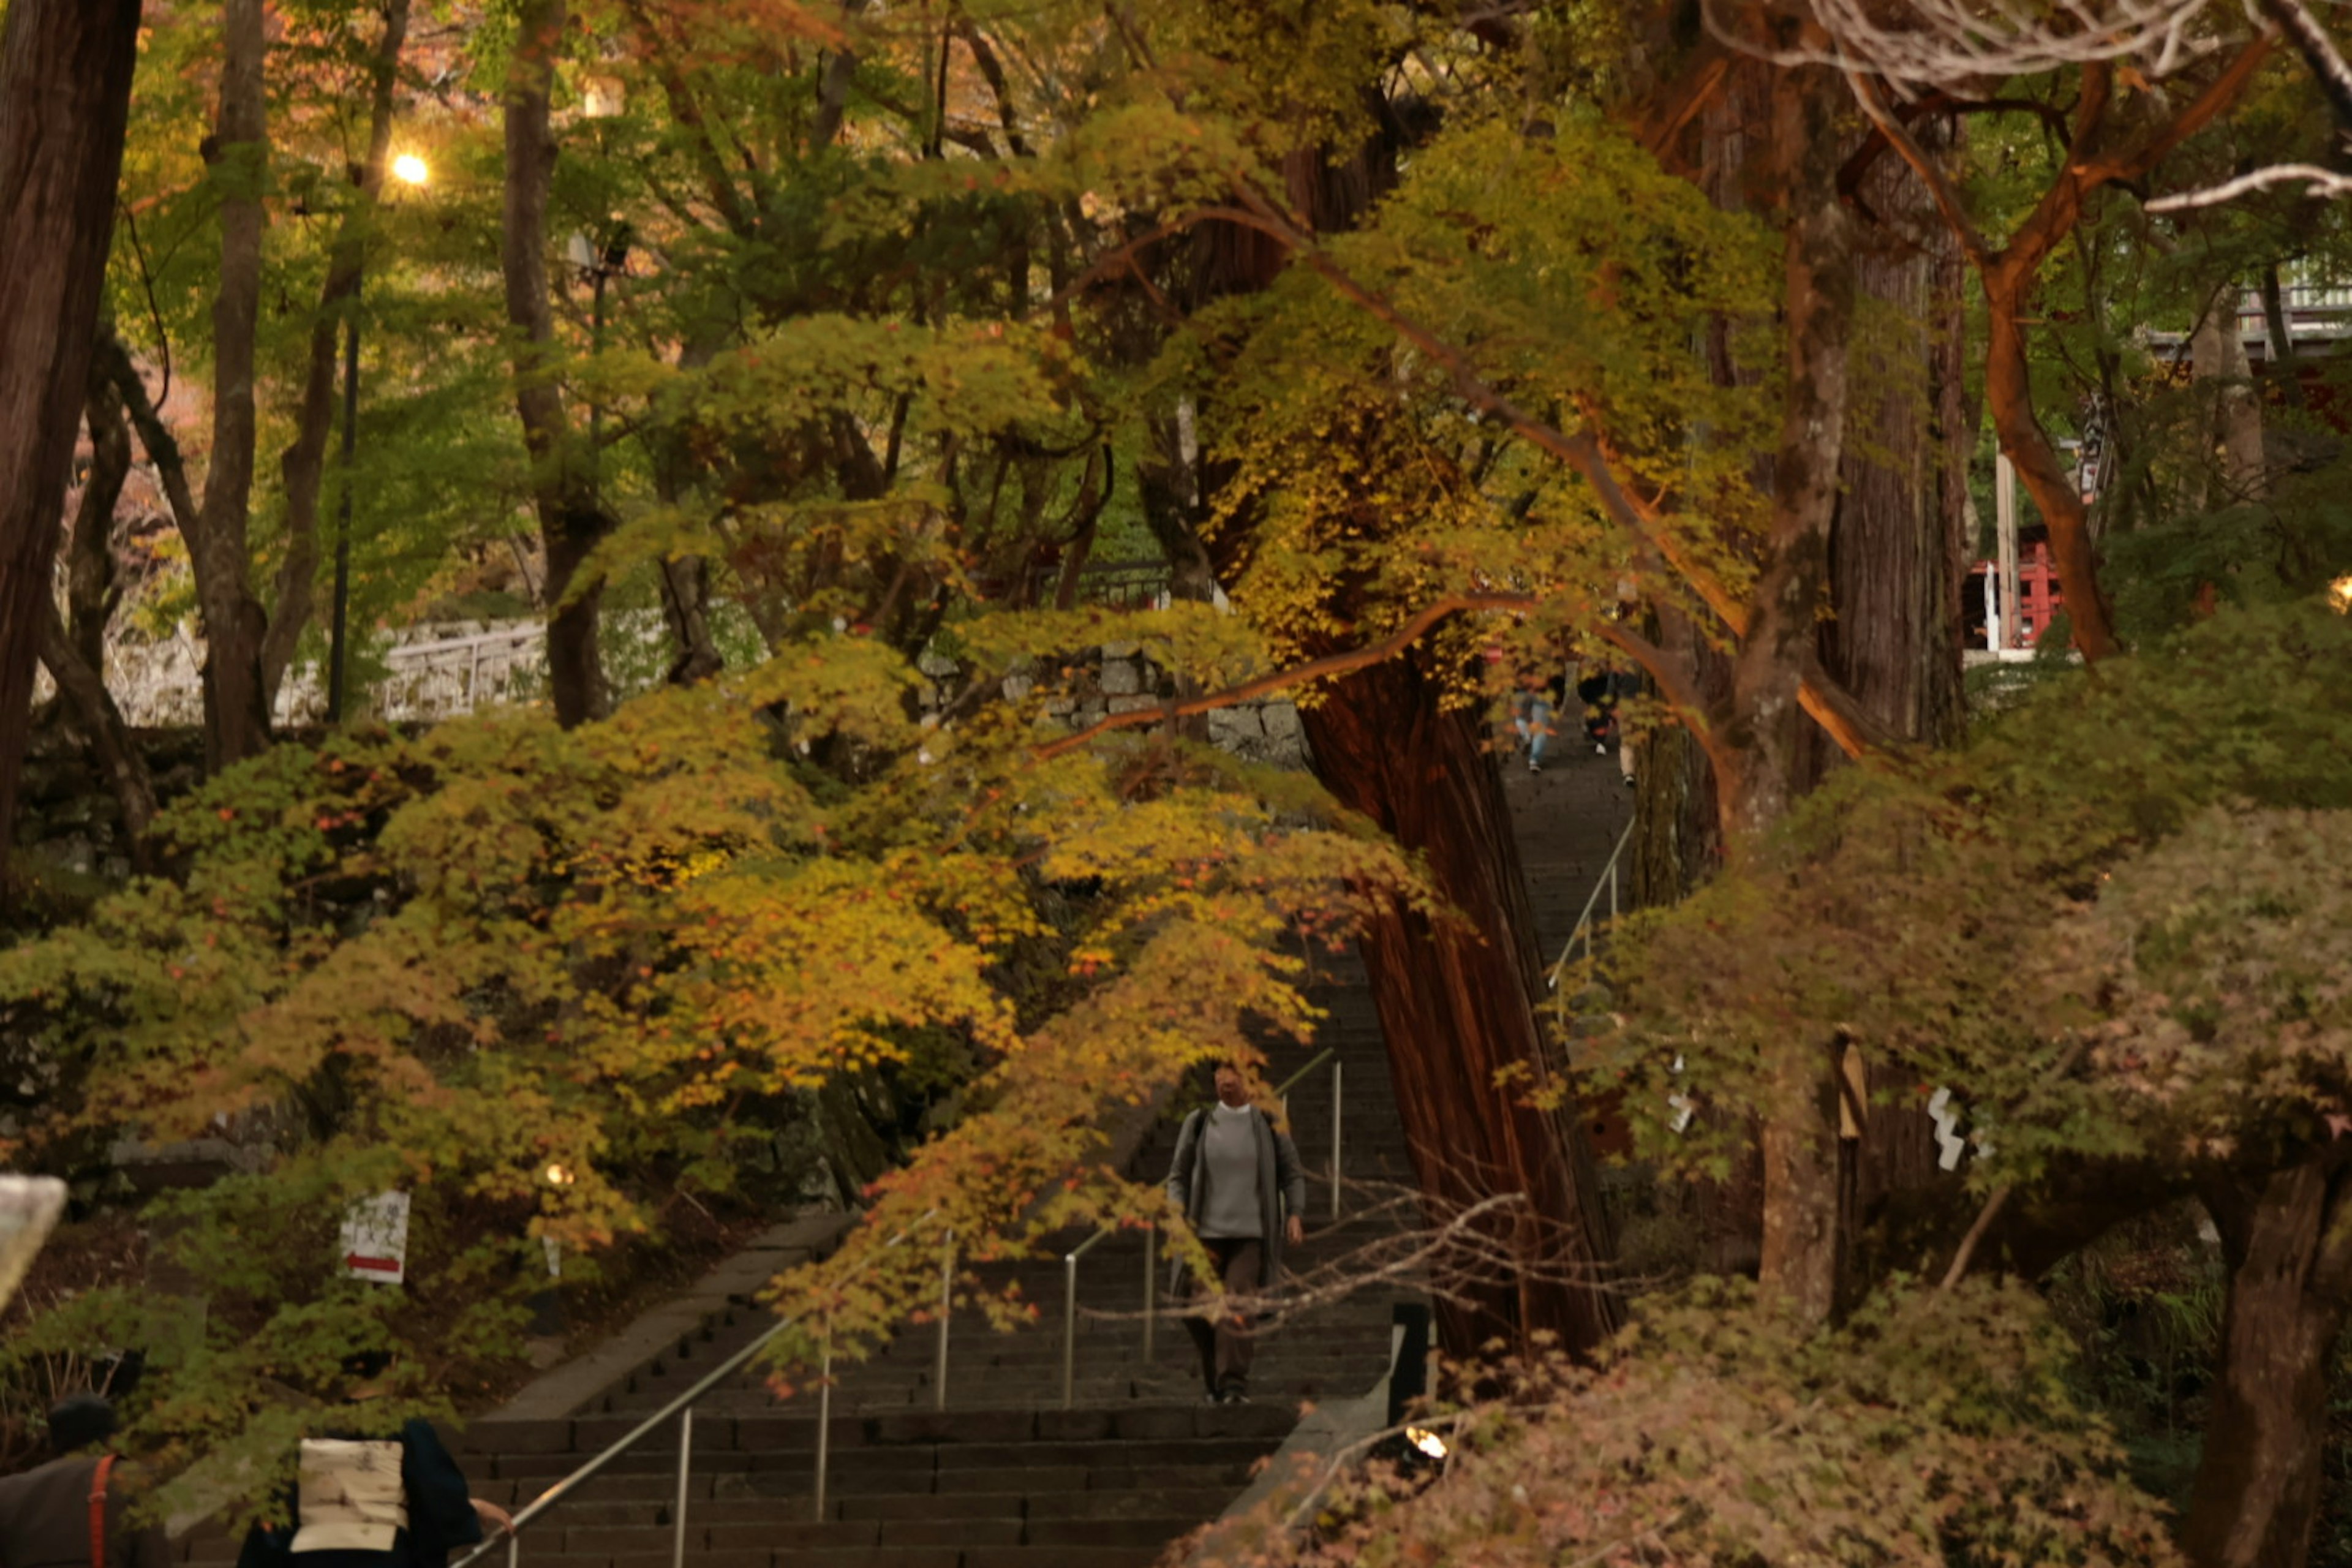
left=0, top=0, right=2350, bottom=1564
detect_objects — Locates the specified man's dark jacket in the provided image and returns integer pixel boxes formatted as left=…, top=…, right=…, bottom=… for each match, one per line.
left=0, top=1454, right=170, bottom=1568
left=1164, top=1103, right=1308, bottom=1291
left=233, top=1419, right=480, bottom=1568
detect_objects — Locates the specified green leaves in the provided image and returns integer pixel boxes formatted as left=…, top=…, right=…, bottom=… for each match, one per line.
left=2, top=628, right=1418, bottom=1513
left=1589, top=602, right=2352, bottom=1193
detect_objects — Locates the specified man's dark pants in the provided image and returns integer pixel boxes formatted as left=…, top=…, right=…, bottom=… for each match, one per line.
left=1183, top=1237, right=1265, bottom=1396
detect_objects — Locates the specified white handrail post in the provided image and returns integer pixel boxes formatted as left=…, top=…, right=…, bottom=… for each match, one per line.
left=1330, top=1058, right=1344, bottom=1221
left=506, top=1532, right=519, bottom=1568
left=1061, top=1253, right=1079, bottom=1409
left=813, top=1325, right=833, bottom=1524
left=933, top=1232, right=954, bottom=1412
left=1142, top=1224, right=1157, bottom=1362
left=669, top=1407, right=693, bottom=1568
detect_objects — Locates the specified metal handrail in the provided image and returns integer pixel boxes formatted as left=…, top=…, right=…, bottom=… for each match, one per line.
left=1061, top=1224, right=1118, bottom=1408
left=1274, top=1047, right=1334, bottom=1100
left=452, top=1210, right=938, bottom=1568
left=1547, top=818, right=1635, bottom=989
left=449, top=1312, right=792, bottom=1568
left=1278, top=1049, right=1344, bottom=1224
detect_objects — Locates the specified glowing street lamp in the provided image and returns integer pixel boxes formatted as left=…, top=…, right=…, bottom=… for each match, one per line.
left=327, top=150, right=430, bottom=723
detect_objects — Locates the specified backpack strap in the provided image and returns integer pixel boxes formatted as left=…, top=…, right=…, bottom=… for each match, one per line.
left=88, top=1453, right=117, bottom=1568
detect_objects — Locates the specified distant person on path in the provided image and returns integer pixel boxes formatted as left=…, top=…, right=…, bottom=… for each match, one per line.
left=235, top=1354, right=509, bottom=1568
left=1577, top=665, right=1641, bottom=786
left=1512, top=669, right=1568, bottom=774
left=0, top=1394, right=168, bottom=1568
left=1165, top=1060, right=1308, bottom=1404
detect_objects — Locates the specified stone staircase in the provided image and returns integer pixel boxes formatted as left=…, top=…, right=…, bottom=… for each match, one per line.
left=171, top=748, right=1633, bottom=1568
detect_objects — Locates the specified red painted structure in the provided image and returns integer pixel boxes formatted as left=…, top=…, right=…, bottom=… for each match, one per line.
left=1969, top=538, right=2063, bottom=649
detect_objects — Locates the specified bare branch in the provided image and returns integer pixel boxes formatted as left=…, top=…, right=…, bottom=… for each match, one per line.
left=2146, top=160, right=2352, bottom=209
left=1798, top=652, right=1899, bottom=759
left=2258, top=0, right=2352, bottom=130
left=1712, top=0, right=2236, bottom=99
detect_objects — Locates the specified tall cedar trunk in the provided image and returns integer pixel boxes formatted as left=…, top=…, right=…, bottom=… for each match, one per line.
left=1638, top=64, right=1965, bottom=1296
left=1300, top=655, right=1622, bottom=1360
left=1737, top=64, right=1857, bottom=1325
left=1809, top=132, right=1972, bottom=1302
left=0, top=0, right=143, bottom=895
left=266, top=0, right=413, bottom=703
left=1188, top=132, right=1618, bottom=1355
left=40, top=368, right=156, bottom=865
left=503, top=0, right=610, bottom=726
left=189, top=0, right=273, bottom=770
left=2185, top=1152, right=2352, bottom=1568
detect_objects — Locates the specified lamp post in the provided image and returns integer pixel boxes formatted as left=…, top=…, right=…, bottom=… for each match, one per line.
left=325, top=151, right=429, bottom=723
left=564, top=224, right=631, bottom=509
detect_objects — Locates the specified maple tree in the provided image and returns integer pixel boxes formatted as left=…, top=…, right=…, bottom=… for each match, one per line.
left=0, top=604, right=1422, bottom=1517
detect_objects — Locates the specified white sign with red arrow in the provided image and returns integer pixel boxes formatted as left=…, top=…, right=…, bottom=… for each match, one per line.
left=341, top=1193, right=410, bottom=1286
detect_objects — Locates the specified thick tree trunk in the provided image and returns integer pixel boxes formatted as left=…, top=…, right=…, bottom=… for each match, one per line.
left=1736, top=64, right=1858, bottom=1325
left=187, top=0, right=273, bottom=770
left=1301, top=654, right=1622, bottom=1360
left=1810, top=132, right=1970, bottom=1303
left=265, top=0, right=413, bottom=704
left=0, top=0, right=143, bottom=894
left=2188, top=286, right=2267, bottom=507
left=41, top=368, right=156, bottom=866
left=503, top=0, right=611, bottom=727
left=2185, top=1153, right=2352, bottom=1568
left=1801, top=162, right=1969, bottom=786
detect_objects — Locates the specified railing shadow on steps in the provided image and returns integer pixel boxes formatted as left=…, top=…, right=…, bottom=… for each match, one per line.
left=451, top=1209, right=940, bottom=1568
left=1058, top=1045, right=1345, bottom=1409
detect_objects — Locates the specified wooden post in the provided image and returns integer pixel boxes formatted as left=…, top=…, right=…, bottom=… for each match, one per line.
left=1995, top=452, right=2021, bottom=650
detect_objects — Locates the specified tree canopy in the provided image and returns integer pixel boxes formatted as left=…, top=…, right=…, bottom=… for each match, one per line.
left=4, top=0, right=2352, bottom=1561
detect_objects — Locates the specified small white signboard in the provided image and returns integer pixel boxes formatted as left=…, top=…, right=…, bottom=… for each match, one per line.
left=341, top=1193, right=411, bottom=1286
left=0, top=1175, right=68, bottom=1313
